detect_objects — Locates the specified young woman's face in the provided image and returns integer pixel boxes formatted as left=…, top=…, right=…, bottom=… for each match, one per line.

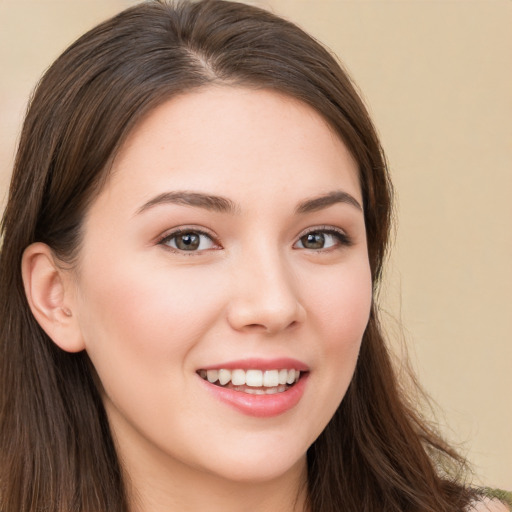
left=72, top=87, right=372, bottom=485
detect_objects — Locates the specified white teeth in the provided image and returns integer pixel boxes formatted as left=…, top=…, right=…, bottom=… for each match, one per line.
left=263, top=370, right=279, bottom=387
left=286, top=369, right=296, bottom=385
left=234, top=385, right=288, bottom=395
left=206, top=369, right=218, bottom=383
left=231, top=369, right=245, bottom=386
left=246, top=369, right=263, bottom=387
left=245, top=388, right=265, bottom=395
left=199, top=368, right=302, bottom=388
left=218, top=369, right=231, bottom=386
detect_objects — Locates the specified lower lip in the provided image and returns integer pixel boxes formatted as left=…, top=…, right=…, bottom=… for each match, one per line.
left=199, top=374, right=309, bottom=418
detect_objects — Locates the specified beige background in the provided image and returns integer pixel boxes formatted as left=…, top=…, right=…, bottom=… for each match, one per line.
left=1, top=0, right=510, bottom=489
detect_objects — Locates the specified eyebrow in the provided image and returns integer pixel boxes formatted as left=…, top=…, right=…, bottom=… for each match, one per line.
left=295, top=190, right=362, bottom=214
left=136, top=191, right=239, bottom=215
left=136, top=189, right=362, bottom=216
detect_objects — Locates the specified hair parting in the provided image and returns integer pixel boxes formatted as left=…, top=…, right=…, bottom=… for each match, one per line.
left=0, top=1, right=484, bottom=511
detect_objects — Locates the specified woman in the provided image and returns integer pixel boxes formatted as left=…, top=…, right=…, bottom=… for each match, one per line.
left=0, top=1, right=509, bottom=511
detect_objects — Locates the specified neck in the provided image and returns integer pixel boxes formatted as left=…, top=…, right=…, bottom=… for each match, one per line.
left=125, top=451, right=309, bottom=512
left=110, top=416, right=309, bottom=512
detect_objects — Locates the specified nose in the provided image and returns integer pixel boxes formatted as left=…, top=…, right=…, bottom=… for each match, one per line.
left=226, top=247, right=306, bottom=335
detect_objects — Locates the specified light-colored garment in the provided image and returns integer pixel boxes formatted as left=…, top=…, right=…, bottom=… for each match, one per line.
left=481, top=488, right=512, bottom=510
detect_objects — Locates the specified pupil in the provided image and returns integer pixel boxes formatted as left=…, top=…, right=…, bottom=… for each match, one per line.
left=303, top=232, right=325, bottom=249
left=177, top=233, right=200, bottom=250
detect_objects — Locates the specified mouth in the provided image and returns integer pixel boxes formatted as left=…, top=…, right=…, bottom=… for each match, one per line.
left=197, top=368, right=303, bottom=395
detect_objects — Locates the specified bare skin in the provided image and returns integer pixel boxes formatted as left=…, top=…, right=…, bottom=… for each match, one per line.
left=470, top=499, right=511, bottom=512
left=23, top=87, right=370, bottom=511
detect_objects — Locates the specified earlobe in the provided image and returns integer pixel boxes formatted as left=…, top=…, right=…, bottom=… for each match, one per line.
left=21, top=242, right=85, bottom=353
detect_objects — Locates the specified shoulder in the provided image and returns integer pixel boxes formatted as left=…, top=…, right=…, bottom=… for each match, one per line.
left=468, top=498, right=510, bottom=512
left=468, top=489, right=512, bottom=512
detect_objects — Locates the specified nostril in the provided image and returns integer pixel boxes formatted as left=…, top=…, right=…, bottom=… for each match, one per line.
left=244, top=318, right=300, bottom=335
left=225, top=282, right=306, bottom=333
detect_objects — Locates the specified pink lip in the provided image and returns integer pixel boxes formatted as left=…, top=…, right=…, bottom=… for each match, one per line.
left=199, top=375, right=308, bottom=417
left=199, top=357, right=309, bottom=371
left=197, top=360, right=309, bottom=418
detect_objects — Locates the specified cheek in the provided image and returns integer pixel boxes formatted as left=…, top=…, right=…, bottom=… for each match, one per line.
left=76, top=258, right=227, bottom=382
left=306, top=258, right=372, bottom=404
left=309, top=260, right=372, bottom=350
left=291, top=259, right=372, bottom=447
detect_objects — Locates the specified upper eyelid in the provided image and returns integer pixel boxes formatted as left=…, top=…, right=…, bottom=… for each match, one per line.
left=155, top=226, right=223, bottom=257
left=295, top=225, right=349, bottom=238
left=157, top=227, right=223, bottom=255
left=156, top=224, right=351, bottom=247
left=158, top=226, right=218, bottom=243
left=293, top=225, right=353, bottom=249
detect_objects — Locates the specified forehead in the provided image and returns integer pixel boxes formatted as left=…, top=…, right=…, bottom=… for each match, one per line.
left=99, top=86, right=361, bottom=212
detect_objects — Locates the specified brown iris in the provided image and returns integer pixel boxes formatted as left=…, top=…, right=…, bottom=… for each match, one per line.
left=175, top=232, right=201, bottom=250
left=300, top=232, right=325, bottom=249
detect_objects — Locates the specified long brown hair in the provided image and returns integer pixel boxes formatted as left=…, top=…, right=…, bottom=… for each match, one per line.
left=0, top=1, right=476, bottom=510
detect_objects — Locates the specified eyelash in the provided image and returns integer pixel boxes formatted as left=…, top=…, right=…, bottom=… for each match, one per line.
left=158, top=226, right=352, bottom=254
left=158, top=228, right=220, bottom=255
left=294, top=226, right=353, bottom=251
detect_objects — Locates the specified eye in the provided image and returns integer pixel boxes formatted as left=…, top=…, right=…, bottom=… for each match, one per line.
left=294, top=228, right=351, bottom=250
left=160, top=229, right=218, bottom=252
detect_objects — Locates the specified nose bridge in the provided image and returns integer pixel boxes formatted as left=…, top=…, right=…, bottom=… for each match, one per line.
left=227, top=242, right=304, bottom=333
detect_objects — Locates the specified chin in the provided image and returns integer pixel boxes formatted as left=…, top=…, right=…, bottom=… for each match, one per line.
left=205, top=452, right=307, bottom=485
left=183, top=432, right=308, bottom=484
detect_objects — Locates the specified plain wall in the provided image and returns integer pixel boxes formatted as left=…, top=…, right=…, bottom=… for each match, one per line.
left=1, top=0, right=510, bottom=490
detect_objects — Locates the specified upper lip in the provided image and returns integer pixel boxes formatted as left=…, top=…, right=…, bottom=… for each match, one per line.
left=198, top=357, right=309, bottom=372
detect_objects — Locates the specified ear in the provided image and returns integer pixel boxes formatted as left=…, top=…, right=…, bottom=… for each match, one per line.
left=21, top=242, right=85, bottom=353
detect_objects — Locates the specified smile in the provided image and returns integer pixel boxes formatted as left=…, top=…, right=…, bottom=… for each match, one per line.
left=198, top=368, right=301, bottom=395
left=197, top=359, right=309, bottom=417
